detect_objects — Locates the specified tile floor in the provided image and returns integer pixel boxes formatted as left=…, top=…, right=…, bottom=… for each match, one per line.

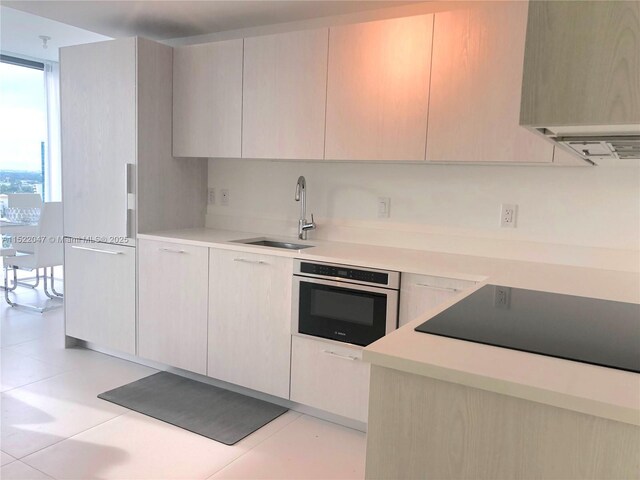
left=1, top=283, right=367, bottom=479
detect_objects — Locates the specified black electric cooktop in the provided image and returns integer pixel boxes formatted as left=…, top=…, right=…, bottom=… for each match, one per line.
left=415, top=285, right=640, bottom=373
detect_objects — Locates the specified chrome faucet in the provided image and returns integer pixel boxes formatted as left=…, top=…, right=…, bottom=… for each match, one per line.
left=295, top=176, right=316, bottom=240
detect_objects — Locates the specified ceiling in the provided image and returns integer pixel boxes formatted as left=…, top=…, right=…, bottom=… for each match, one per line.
left=3, top=1, right=421, bottom=41
left=0, top=6, right=110, bottom=61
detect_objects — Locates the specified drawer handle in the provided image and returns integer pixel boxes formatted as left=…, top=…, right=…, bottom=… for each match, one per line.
left=234, top=258, right=268, bottom=265
left=415, top=283, right=459, bottom=293
left=159, top=248, right=186, bottom=254
left=70, top=245, right=123, bottom=255
left=322, top=350, right=359, bottom=361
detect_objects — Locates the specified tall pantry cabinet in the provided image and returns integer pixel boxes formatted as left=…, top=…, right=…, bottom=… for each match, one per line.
left=61, top=37, right=207, bottom=354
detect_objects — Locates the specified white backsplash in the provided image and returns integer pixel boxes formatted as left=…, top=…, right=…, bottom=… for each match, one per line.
left=206, top=158, right=640, bottom=270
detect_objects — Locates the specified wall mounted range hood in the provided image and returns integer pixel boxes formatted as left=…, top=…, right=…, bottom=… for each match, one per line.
left=519, top=1, right=640, bottom=164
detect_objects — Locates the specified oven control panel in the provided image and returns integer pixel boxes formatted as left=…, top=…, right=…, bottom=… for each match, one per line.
left=300, top=262, right=390, bottom=286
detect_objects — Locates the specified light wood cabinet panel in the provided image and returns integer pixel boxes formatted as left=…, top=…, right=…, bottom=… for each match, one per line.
left=61, top=38, right=136, bottom=241
left=325, top=15, right=433, bottom=161
left=208, top=249, right=293, bottom=398
left=426, top=2, right=553, bottom=163
left=64, top=242, right=136, bottom=355
left=366, top=366, right=640, bottom=480
left=399, top=274, right=476, bottom=327
left=243, top=29, right=328, bottom=160
left=137, top=38, right=208, bottom=233
left=62, top=37, right=206, bottom=241
left=291, top=336, right=370, bottom=423
left=138, top=239, right=208, bottom=374
left=173, top=40, right=243, bottom=158
left=521, top=1, right=640, bottom=129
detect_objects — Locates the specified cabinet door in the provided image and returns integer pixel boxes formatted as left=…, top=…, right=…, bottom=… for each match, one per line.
left=138, top=239, right=208, bottom=374
left=208, top=249, right=293, bottom=398
left=173, top=40, right=243, bottom=158
left=325, top=15, right=434, bottom=161
left=61, top=38, right=136, bottom=241
left=426, top=2, right=553, bottom=163
left=64, top=241, right=136, bottom=354
left=399, top=274, right=475, bottom=327
left=291, top=336, right=370, bottom=423
left=243, top=29, right=328, bottom=160
left=521, top=1, right=640, bottom=129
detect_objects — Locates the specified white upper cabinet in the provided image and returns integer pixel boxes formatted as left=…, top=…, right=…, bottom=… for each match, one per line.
left=173, top=39, right=243, bottom=158
left=242, top=29, right=329, bottom=160
left=426, top=2, right=553, bottom=164
left=324, top=15, right=434, bottom=161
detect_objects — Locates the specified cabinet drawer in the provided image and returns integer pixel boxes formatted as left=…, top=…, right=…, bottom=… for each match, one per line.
left=291, top=335, right=370, bottom=423
left=64, top=241, right=136, bottom=354
left=399, top=274, right=476, bottom=327
left=138, top=239, right=208, bottom=374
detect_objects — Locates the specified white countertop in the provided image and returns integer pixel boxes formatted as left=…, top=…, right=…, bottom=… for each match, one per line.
left=138, top=227, right=640, bottom=425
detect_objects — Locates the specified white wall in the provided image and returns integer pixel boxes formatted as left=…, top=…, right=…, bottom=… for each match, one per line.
left=207, top=159, right=640, bottom=262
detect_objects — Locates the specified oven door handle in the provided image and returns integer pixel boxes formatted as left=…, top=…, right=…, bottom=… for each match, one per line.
left=322, top=349, right=359, bottom=361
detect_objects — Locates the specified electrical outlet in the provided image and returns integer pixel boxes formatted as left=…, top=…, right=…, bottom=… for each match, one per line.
left=221, top=189, right=230, bottom=206
left=378, top=197, right=391, bottom=218
left=500, top=204, right=518, bottom=228
left=494, top=286, right=511, bottom=309
left=208, top=188, right=216, bottom=205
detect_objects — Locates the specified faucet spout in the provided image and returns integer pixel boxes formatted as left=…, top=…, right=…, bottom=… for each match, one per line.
left=295, top=176, right=315, bottom=240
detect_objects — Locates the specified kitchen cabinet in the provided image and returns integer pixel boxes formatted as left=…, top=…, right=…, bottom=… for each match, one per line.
left=61, top=37, right=206, bottom=353
left=208, top=249, right=293, bottom=398
left=290, top=335, right=370, bottom=423
left=242, top=29, right=328, bottom=160
left=399, top=274, right=476, bottom=327
left=324, top=15, right=434, bottom=161
left=64, top=242, right=136, bottom=354
left=61, top=38, right=136, bottom=241
left=138, top=239, right=208, bottom=374
left=520, top=1, right=640, bottom=131
left=173, top=39, right=243, bottom=158
left=426, top=2, right=553, bottom=164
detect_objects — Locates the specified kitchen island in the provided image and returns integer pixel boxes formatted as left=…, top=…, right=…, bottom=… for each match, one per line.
left=363, top=284, right=640, bottom=479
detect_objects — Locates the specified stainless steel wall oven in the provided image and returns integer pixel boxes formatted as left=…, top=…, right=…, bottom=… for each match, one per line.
left=293, top=260, right=400, bottom=346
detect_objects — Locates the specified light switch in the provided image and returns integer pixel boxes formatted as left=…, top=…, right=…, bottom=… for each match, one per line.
left=378, top=197, right=390, bottom=218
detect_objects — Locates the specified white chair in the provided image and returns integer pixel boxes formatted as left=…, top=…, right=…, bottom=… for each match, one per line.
left=4, top=202, right=63, bottom=312
left=3, top=193, right=43, bottom=274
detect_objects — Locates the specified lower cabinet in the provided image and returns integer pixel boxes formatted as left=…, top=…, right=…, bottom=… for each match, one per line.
left=399, top=273, right=476, bottom=327
left=138, top=239, right=208, bottom=374
left=208, top=248, right=293, bottom=398
left=290, top=335, right=370, bottom=423
left=64, top=241, right=136, bottom=355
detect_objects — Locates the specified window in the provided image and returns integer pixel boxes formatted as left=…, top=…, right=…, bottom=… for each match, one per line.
left=0, top=53, right=61, bottom=216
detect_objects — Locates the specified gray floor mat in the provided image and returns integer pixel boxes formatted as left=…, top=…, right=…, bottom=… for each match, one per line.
left=98, top=371, right=288, bottom=445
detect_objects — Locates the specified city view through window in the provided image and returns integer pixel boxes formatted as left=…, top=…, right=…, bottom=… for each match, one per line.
left=0, top=59, right=47, bottom=216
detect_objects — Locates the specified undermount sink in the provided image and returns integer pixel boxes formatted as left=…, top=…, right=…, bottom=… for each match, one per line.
left=233, top=238, right=314, bottom=250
